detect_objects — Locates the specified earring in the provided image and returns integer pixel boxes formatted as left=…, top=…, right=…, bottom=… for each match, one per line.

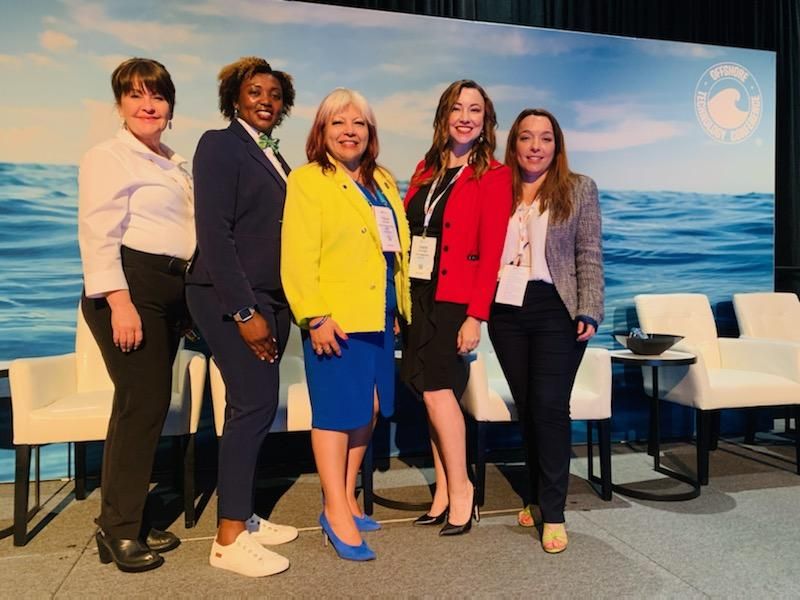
left=168, top=120, right=173, bottom=130
left=122, top=120, right=128, bottom=130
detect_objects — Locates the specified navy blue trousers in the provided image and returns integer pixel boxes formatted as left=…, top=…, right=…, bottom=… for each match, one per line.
left=186, top=285, right=290, bottom=520
left=488, top=281, right=586, bottom=523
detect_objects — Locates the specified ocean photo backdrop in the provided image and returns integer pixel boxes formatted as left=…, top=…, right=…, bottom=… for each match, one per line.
left=0, top=168, right=774, bottom=363
left=0, top=0, right=776, bottom=480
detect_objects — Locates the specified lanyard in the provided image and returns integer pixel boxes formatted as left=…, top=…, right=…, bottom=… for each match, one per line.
left=422, top=165, right=466, bottom=235
left=512, top=201, right=536, bottom=267
left=355, top=180, right=389, bottom=208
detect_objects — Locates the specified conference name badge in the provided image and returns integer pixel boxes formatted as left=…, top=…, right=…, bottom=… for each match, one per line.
left=373, top=206, right=401, bottom=252
left=495, top=265, right=529, bottom=306
left=409, top=235, right=436, bottom=280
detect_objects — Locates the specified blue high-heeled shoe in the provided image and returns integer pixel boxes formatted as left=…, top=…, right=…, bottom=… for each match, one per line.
left=353, top=513, right=382, bottom=532
left=319, top=513, right=376, bottom=561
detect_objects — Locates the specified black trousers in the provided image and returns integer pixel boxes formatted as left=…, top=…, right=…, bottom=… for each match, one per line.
left=186, top=285, right=289, bottom=520
left=81, top=247, right=187, bottom=539
left=488, top=281, right=586, bottom=523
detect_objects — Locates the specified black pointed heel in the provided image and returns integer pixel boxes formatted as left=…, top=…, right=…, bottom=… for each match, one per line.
left=439, top=489, right=479, bottom=536
left=413, top=506, right=448, bottom=526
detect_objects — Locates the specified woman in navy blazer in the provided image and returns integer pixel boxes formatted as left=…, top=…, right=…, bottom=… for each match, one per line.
left=401, top=80, right=511, bottom=535
left=186, top=57, right=297, bottom=577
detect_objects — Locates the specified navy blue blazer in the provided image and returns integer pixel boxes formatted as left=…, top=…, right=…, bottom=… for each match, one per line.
left=187, top=119, right=290, bottom=315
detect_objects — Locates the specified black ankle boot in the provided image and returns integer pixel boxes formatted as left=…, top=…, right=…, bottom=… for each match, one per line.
left=145, top=528, right=181, bottom=553
left=96, top=531, right=164, bottom=573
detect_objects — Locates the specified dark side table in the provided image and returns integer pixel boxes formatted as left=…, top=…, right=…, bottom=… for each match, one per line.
left=610, top=349, right=700, bottom=501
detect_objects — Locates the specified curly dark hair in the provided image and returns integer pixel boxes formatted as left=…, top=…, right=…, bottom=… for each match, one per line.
left=217, top=56, right=295, bottom=127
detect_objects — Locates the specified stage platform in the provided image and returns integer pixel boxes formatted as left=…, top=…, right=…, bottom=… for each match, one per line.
left=1, top=440, right=798, bottom=598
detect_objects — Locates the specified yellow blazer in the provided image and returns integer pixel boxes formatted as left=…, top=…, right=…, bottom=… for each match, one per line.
left=281, top=159, right=411, bottom=332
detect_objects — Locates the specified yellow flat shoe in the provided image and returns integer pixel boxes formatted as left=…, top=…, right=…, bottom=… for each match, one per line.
left=541, top=523, right=568, bottom=554
left=517, top=504, right=542, bottom=528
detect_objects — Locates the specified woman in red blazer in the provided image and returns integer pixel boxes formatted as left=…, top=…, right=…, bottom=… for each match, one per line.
left=401, top=80, right=511, bottom=535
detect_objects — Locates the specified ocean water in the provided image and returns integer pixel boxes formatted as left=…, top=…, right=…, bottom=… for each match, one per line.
left=0, top=162, right=774, bottom=480
left=0, top=163, right=774, bottom=360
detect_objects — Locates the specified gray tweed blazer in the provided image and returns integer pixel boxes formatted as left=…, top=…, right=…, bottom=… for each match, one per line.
left=545, top=174, right=605, bottom=324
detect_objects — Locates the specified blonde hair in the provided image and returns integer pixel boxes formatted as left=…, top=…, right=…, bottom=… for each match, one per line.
left=305, top=88, right=380, bottom=191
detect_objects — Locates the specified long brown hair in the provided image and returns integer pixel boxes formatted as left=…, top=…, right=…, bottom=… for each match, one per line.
left=305, top=88, right=380, bottom=192
left=505, top=108, right=575, bottom=223
left=411, top=80, right=497, bottom=187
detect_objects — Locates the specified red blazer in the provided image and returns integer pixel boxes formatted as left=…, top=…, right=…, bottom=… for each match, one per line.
left=404, top=159, right=512, bottom=321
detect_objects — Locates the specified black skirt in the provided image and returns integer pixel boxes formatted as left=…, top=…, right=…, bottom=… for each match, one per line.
left=401, top=279, right=469, bottom=400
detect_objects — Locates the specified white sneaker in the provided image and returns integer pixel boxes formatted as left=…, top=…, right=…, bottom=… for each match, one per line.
left=209, top=531, right=290, bottom=577
left=246, top=514, right=299, bottom=546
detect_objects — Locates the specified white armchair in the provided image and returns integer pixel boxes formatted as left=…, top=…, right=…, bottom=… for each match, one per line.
left=461, top=323, right=613, bottom=504
left=634, top=293, right=800, bottom=483
left=208, top=323, right=375, bottom=513
left=8, top=308, right=207, bottom=546
left=732, top=291, right=800, bottom=457
left=733, top=292, right=800, bottom=341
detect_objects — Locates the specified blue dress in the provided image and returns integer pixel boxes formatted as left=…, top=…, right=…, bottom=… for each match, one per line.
left=303, top=183, right=398, bottom=431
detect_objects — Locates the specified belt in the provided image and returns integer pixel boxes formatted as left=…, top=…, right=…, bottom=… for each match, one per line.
left=121, top=245, right=191, bottom=276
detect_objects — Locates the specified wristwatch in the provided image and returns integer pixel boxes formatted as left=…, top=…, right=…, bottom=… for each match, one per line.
left=232, top=306, right=256, bottom=323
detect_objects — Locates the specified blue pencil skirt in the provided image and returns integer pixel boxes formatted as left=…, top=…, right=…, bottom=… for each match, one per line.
left=303, top=281, right=397, bottom=431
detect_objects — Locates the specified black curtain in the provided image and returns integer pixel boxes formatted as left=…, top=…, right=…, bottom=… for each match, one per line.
left=296, top=0, right=800, bottom=292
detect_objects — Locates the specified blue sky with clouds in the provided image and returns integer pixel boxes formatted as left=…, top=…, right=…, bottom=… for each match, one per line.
left=0, top=0, right=775, bottom=192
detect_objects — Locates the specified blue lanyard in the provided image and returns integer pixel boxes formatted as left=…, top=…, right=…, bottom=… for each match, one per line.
left=355, top=181, right=390, bottom=208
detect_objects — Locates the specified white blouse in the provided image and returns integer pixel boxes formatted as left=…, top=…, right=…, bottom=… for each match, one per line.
left=78, top=128, right=195, bottom=298
left=499, top=199, right=553, bottom=283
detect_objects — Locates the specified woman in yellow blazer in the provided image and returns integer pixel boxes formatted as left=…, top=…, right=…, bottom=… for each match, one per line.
left=281, top=88, right=410, bottom=561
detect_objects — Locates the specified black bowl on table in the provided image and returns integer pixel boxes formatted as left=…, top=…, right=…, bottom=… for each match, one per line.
left=613, top=333, right=684, bottom=355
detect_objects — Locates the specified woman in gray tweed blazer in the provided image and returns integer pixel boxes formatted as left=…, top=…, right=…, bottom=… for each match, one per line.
left=488, top=108, right=604, bottom=554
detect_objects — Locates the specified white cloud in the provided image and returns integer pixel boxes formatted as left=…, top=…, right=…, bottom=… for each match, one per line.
left=39, top=30, right=77, bottom=52
left=164, top=53, right=206, bottom=82
left=181, top=0, right=406, bottom=27
left=0, top=55, right=21, bottom=67
left=485, top=84, right=551, bottom=104
left=26, top=53, right=56, bottom=66
left=87, top=53, right=132, bottom=73
left=640, top=40, right=724, bottom=60
left=436, top=21, right=600, bottom=57
left=0, top=53, right=60, bottom=70
left=567, top=118, right=686, bottom=152
left=572, top=101, right=643, bottom=127
left=567, top=99, right=687, bottom=151
left=370, top=86, right=444, bottom=140
left=64, top=1, right=204, bottom=50
left=378, top=63, right=411, bottom=75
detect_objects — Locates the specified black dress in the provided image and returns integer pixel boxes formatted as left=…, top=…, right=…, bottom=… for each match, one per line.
left=401, top=167, right=469, bottom=399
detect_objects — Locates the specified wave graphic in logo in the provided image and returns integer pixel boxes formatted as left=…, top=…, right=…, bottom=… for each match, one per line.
left=695, top=62, right=762, bottom=144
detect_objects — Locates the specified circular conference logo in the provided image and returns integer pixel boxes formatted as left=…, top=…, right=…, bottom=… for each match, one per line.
left=694, top=62, right=762, bottom=144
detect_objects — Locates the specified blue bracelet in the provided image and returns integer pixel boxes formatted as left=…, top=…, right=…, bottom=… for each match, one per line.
left=309, top=315, right=329, bottom=330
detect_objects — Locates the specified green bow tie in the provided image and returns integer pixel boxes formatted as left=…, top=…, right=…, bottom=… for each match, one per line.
left=257, top=133, right=280, bottom=152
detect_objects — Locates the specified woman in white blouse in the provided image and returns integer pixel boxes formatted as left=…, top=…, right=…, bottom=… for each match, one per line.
left=488, top=108, right=603, bottom=554
left=78, top=58, right=195, bottom=573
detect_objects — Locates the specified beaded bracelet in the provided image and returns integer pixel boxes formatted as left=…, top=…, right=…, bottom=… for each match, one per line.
left=309, top=315, right=329, bottom=330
